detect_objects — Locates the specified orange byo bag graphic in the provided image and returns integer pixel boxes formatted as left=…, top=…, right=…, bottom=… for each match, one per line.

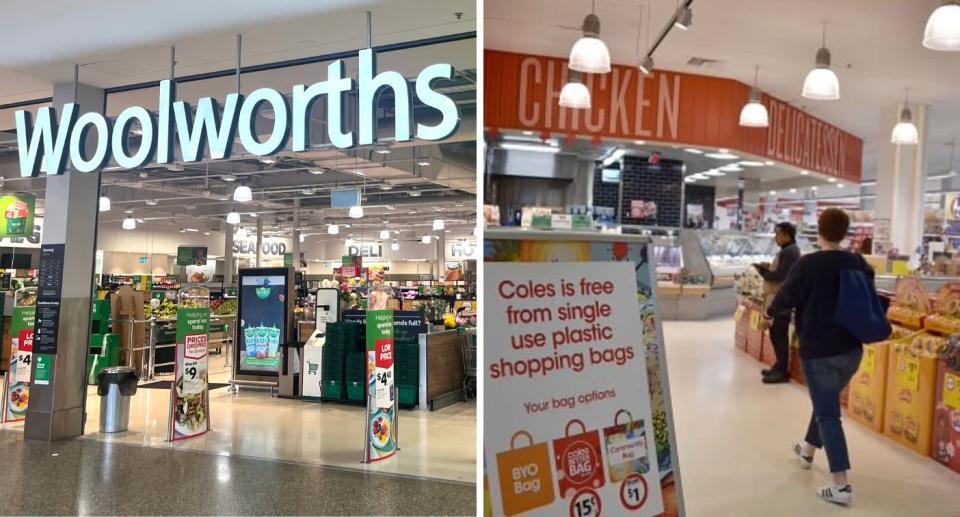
left=604, top=410, right=651, bottom=482
left=553, top=419, right=606, bottom=498
left=496, top=431, right=555, bottom=516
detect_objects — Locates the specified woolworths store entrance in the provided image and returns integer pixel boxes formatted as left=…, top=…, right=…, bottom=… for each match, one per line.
left=0, top=4, right=476, bottom=510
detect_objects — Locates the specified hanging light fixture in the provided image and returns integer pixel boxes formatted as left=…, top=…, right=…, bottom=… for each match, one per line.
left=236, top=227, right=248, bottom=238
left=802, top=23, right=840, bottom=101
left=891, top=90, right=919, bottom=145
left=924, top=2, right=960, bottom=51
left=98, top=196, right=111, bottom=212
left=391, top=241, right=400, bottom=251
left=348, top=205, right=363, bottom=219
left=379, top=230, right=390, bottom=240
left=233, top=185, right=252, bottom=202
left=122, top=217, right=136, bottom=230
left=327, top=224, right=340, bottom=235
left=299, top=233, right=306, bottom=243
left=422, top=235, right=432, bottom=244
left=638, top=55, right=654, bottom=75
left=226, top=211, right=241, bottom=225
left=559, top=70, right=591, bottom=109
left=674, top=6, right=692, bottom=31
left=345, top=238, right=355, bottom=247
left=432, top=219, right=445, bottom=231
left=740, top=66, right=769, bottom=127
left=568, top=3, right=611, bottom=74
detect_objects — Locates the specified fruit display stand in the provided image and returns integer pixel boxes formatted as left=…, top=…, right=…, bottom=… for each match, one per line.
left=931, top=341, right=960, bottom=474
left=849, top=330, right=922, bottom=433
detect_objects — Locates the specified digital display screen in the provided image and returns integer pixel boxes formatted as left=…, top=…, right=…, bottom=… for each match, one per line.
left=236, top=271, right=287, bottom=376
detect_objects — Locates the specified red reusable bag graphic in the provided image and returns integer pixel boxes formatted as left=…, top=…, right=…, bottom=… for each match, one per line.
left=553, top=419, right=605, bottom=498
left=604, top=410, right=651, bottom=483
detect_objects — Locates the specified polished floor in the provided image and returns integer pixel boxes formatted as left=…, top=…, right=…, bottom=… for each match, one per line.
left=77, top=362, right=476, bottom=483
left=664, top=317, right=960, bottom=517
left=0, top=428, right=474, bottom=515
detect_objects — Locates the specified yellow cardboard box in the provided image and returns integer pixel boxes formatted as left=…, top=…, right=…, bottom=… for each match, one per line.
left=849, top=332, right=923, bottom=433
left=883, top=340, right=940, bottom=456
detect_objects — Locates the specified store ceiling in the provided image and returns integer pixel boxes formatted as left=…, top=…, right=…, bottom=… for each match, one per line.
left=485, top=0, right=960, bottom=185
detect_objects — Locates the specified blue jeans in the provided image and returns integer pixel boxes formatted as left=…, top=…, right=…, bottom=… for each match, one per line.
left=802, top=347, right=862, bottom=473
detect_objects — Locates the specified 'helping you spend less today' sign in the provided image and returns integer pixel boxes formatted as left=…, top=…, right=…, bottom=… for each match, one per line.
left=485, top=262, right=664, bottom=517
left=15, top=49, right=460, bottom=176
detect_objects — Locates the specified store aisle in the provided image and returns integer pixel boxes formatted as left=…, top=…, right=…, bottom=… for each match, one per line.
left=664, top=318, right=960, bottom=516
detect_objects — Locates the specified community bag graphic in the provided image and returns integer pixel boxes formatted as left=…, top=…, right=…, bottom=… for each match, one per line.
left=604, top=409, right=651, bottom=482
left=553, top=419, right=606, bottom=499
left=496, top=431, right=556, bottom=516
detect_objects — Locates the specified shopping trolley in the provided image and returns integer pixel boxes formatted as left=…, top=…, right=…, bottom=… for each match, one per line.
left=460, top=327, right=477, bottom=400
left=306, top=361, right=319, bottom=376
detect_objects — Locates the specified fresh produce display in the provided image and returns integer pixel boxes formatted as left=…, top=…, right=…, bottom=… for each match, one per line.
left=145, top=299, right=177, bottom=319
left=734, top=266, right=764, bottom=305
left=212, top=299, right=237, bottom=315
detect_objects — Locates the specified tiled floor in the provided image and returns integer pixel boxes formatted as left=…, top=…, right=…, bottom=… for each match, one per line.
left=0, top=428, right=474, bottom=516
left=664, top=317, right=960, bottom=516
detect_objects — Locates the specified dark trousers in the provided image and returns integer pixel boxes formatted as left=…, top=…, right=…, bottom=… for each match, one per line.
left=802, top=347, right=863, bottom=473
left=769, top=314, right=790, bottom=374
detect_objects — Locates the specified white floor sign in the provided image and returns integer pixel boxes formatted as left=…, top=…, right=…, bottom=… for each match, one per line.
left=485, top=262, right=664, bottom=516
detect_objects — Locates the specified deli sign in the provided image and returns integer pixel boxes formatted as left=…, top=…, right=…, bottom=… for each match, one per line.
left=485, top=50, right=862, bottom=182
left=16, top=49, right=461, bottom=176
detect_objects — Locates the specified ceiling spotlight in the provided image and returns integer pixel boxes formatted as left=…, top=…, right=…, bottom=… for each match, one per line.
left=124, top=209, right=134, bottom=215
left=302, top=188, right=316, bottom=195
left=260, top=157, right=276, bottom=165
left=380, top=183, right=394, bottom=190
left=226, top=211, right=241, bottom=225
left=144, top=199, right=158, bottom=206
left=308, top=168, right=325, bottom=176
left=433, top=219, right=445, bottom=230
left=674, top=6, right=693, bottom=30
left=837, top=183, right=845, bottom=188
left=684, top=148, right=703, bottom=155
left=801, top=170, right=810, bottom=176
left=559, top=70, right=591, bottom=109
left=705, top=152, right=739, bottom=160
left=802, top=24, right=840, bottom=100
left=180, top=228, right=186, bottom=234
left=379, top=230, right=390, bottom=240
left=375, top=148, right=391, bottom=154
left=634, top=140, right=646, bottom=145
left=828, top=177, right=837, bottom=183
left=790, top=188, right=797, bottom=193
left=203, top=231, right=211, bottom=236
left=569, top=12, right=611, bottom=73
left=138, top=172, right=148, bottom=179
left=684, top=177, right=697, bottom=183
left=233, top=185, right=252, bottom=202
left=99, top=196, right=111, bottom=212
left=740, top=161, right=765, bottom=167
left=639, top=55, right=654, bottom=76
left=924, top=2, right=960, bottom=51
left=421, top=235, right=432, bottom=244
left=811, top=186, right=819, bottom=191
left=122, top=217, right=136, bottom=230
left=408, top=190, right=422, bottom=197
left=327, top=224, right=339, bottom=235
left=416, top=161, right=431, bottom=167
left=348, top=205, right=363, bottom=219
left=765, top=160, right=775, bottom=166
left=221, top=174, right=237, bottom=182
left=391, top=241, right=400, bottom=251
left=249, top=212, right=257, bottom=217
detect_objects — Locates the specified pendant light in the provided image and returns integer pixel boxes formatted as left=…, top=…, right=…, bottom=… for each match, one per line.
left=327, top=224, right=339, bottom=235
left=236, top=227, right=248, bottom=238
left=99, top=196, right=111, bottom=212
left=432, top=219, right=445, bottom=231
left=348, top=205, right=363, bottom=219
left=422, top=235, right=432, bottom=244
left=568, top=2, right=611, bottom=74
left=739, top=66, right=769, bottom=128
left=802, top=23, right=840, bottom=101
left=122, top=216, right=136, bottom=230
left=391, top=241, right=400, bottom=251
left=233, top=185, right=252, bottom=202
left=891, top=90, right=919, bottom=145
left=379, top=230, right=390, bottom=240
left=226, top=211, right=241, bottom=225
left=559, top=70, right=591, bottom=109
left=345, top=238, right=354, bottom=247
left=924, top=2, right=960, bottom=51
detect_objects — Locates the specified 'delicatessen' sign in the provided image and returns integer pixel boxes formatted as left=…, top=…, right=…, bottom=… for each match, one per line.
left=485, top=50, right=863, bottom=183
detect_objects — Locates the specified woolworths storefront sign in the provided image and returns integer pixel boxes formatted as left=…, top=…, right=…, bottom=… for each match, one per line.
left=15, top=49, right=460, bottom=176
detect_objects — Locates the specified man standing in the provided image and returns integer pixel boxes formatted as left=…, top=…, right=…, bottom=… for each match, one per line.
left=754, top=222, right=801, bottom=384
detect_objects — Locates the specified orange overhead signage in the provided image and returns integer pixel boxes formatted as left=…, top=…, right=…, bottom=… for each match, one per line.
left=485, top=50, right=863, bottom=183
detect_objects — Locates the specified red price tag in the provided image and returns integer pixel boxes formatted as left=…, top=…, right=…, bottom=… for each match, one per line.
left=619, top=473, right=649, bottom=510
left=569, top=488, right=602, bottom=517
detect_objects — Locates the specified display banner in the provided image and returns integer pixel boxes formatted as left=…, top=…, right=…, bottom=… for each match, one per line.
left=365, top=309, right=397, bottom=462
left=176, top=246, right=208, bottom=266
left=485, top=50, right=862, bottom=183
left=485, top=262, right=664, bottom=516
left=343, top=310, right=427, bottom=344
left=2, top=303, right=36, bottom=423
left=172, top=292, right=210, bottom=441
left=0, top=194, right=35, bottom=238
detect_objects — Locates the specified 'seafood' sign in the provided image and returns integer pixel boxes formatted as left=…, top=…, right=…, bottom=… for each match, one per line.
left=16, top=49, right=461, bottom=176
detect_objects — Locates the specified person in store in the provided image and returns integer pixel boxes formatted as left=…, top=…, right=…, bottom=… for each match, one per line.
left=752, top=222, right=801, bottom=384
left=761, top=208, right=870, bottom=506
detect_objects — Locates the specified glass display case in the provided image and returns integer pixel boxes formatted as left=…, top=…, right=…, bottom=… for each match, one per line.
left=683, top=230, right=814, bottom=286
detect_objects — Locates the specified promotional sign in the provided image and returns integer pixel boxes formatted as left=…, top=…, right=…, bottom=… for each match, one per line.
left=365, top=309, right=397, bottom=462
left=0, top=194, right=35, bottom=238
left=485, top=261, right=665, bottom=516
left=236, top=273, right=287, bottom=376
left=0, top=217, right=42, bottom=248
left=172, top=289, right=210, bottom=441
left=233, top=238, right=288, bottom=257
left=2, top=301, right=36, bottom=423
left=343, top=310, right=427, bottom=344
left=176, top=246, right=208, bottom=266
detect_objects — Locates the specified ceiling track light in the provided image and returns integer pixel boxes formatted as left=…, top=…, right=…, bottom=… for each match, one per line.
left=569, top=7, right=611, bottom=74
left=674, top=6, right=693, bottom=30
left=559, top=70, right=591, bottom=109
left=802, top=23, right=840, bottom=100
left=639, top=55, right=654, bottom=75
left=924, top=2, right=960, bottom=51
left=739, top=66, right=769, bottom=128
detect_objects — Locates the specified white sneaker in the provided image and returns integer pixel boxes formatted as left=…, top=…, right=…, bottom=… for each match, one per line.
left=793, top=442, right=813, bottom=470
left=817, top=484, right=853, bottom=506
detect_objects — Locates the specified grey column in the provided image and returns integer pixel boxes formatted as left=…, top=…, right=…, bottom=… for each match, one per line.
left=256, top=217, right=263, bottom=267
left=24, top=82, right=103, bottom=441
left=223, top=224, right=234, bottom=286
left=292, top=199, right=300, bottom=270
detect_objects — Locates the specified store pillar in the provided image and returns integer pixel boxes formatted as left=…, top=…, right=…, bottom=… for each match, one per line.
left=875, top=102, right=928, bottom=256
left=24, top=81, right=103, bottom=441
left=223, top=224, right=234, bottom=286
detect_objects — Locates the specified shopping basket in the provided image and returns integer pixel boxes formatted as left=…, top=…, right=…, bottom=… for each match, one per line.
left=460, top=327, right=477, bottom=400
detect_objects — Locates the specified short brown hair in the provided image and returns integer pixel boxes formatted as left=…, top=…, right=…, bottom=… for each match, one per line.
left=818, top=208, right=850, bottom=243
